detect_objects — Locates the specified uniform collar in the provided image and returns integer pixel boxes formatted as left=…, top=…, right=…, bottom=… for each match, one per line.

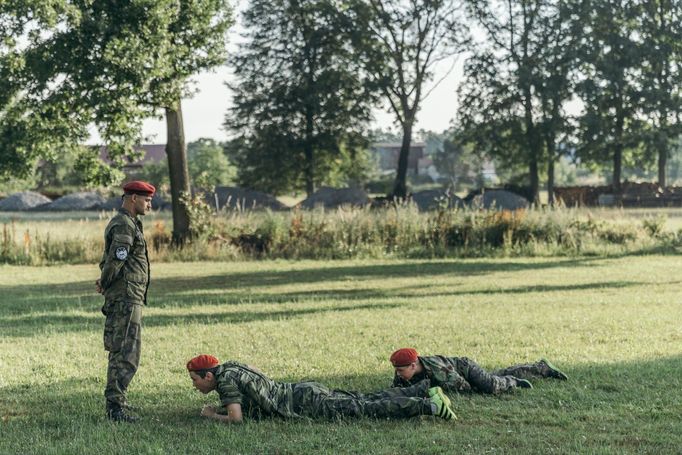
left=118, top=207, right=136, bottom=219
left=118, top=207, right=142, bottom=228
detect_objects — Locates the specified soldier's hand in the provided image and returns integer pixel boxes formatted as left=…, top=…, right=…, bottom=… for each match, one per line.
left=95, top=279, right=103, bottom=295
left=201, top=405, right=217, bottom=418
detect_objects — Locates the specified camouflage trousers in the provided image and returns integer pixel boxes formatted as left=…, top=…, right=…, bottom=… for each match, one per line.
left=450, top=357, right=553, bottom=394
left=493, top=361, right=554, bottom=380
left=292, top=379, right=432, bottom=420
left=102, top=299, right=142, bottom=407
left=452, top=357, right=520, bottom=394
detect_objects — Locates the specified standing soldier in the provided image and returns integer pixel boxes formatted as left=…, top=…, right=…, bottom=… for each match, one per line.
left=389, top=348, right=568, bottom=395
left=185, top=354, right=457, bottom=423
left=96, top=181, right=155, bottom=422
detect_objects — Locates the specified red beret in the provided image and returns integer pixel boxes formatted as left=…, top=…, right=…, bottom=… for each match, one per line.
left=123, top=180, right=156, bottom=197
left=390, top=348, right=419, bottom=367
left=186, top=354, right=220, bottom=371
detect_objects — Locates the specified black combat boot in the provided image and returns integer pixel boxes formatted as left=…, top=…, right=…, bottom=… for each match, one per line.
left=121, top=401, right=139, bottom=412
left=106, top=403, right=139, bottom=423
left=514, top=378, right=533, bottom=389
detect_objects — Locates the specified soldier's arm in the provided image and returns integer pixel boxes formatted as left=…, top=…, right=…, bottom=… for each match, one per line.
left=440, top=374, right=471, bottom=392
left=391, top=375, right=400, bottom=387
left=100, top=224, right=135, bottom=289
left=246, top=364, right=264, bottom=374
left=391, top=374, right=407, bottom=388
left=201, top=403, right=243, bottom=423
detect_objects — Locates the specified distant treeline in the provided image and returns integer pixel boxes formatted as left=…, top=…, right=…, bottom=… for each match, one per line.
left=2, top=1, right=681, bottom=241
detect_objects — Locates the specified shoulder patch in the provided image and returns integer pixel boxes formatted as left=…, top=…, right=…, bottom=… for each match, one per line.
left=115, top=246, right=128, bottom=260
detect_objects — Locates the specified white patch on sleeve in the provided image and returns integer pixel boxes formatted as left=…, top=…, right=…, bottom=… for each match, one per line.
left=115, top=247, right=128, bottom=260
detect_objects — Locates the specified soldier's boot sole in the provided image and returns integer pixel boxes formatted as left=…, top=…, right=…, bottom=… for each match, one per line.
left=106, top=409, right=139, bottom=423
left=515, top=378, right=533, bottom=389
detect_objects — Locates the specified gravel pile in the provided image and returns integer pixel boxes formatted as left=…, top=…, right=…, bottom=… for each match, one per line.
left=299, top=186, right=369, bottom=209
left=0, top=191, right=52, bottom=211
left=410, top=189, right=464, bottom=211
left=206, top=186, right=286, bottom=211
left=40, top=192, right=107, bottom=211
left=469, top=190, right=529, bottom=210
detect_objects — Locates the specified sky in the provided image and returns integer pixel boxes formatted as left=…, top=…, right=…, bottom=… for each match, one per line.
left=85, top=2, right=469, bottom=146
left=128, top=45, right=465, bottom=146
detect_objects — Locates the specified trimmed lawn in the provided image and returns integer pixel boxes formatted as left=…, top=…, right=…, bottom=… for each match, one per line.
left=1, top=256, right=681, bottom=454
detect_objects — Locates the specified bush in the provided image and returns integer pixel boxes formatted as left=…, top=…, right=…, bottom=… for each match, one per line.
left=0, top=206, right=672, bottom=265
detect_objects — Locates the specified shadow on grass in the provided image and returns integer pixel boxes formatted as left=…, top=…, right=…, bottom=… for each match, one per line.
left=0, top=301, right=405, bottom=338
left=149, top=257, right=606, bottom=290
left=0, top=256, right=615, bottom=317
left=0, top=256, right=657, bottom=337
left=0, top=278, right=649, bottom=338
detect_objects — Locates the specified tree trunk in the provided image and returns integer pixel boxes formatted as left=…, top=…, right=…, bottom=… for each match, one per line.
left=547, top=157, right=555, bottom=207
left=165, top=100, right=192, bottom=246
left=612, top=145, right=622, bottom=193
left=658, top=147, right=667, bottom=188
left=304, top=108, right=315, bottom=197
left=529, top=157, right=539, bottom=205
left=611, top=96, right=625, bottom=193
left=658, top=118, right=668, bottom=188
left=391, top=121, right=413, bottom=199
left=545, top=133, right=556, bottom=206
left=523, top=88, right=540, bottom=204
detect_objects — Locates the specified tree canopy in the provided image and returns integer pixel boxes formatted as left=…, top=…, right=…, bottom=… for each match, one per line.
left=352, top=0, right=468, bottom=198
left=1, top=0, right=233, bottom=242
left=226, top=0, right=376, bottom=196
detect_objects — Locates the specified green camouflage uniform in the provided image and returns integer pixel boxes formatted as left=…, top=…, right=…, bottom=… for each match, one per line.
left=392, top=356, right=554, bottom=394
left=214, top=361, right=433, bottom=420
left=99, top=208, right=150, bottom=409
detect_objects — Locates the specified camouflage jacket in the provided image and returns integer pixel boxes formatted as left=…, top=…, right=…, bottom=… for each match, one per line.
left=215, top=361, right=298, bottom=419
left=99, top=208, right=150, bottom=305
left=392, top=355, right=471, bottom=392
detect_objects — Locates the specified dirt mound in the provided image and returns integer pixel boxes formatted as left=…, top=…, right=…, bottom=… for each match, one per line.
left=410, top=189, right=464, bottom=211
left=206, top=186, right=286, bottom=210
left=0, top=191, right=52, bottom=211
left=468, top=189, right=529, bottom=210
left=299, top=186, right=370, bottom=209
left=40, top=192, right=106, bottom=211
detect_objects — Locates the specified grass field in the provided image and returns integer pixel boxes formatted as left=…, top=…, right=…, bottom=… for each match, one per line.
left=1, top=256, right=681, bottom=454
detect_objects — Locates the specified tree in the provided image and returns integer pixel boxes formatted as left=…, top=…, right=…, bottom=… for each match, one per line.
left=535, top=0, right=582, bottom=205
left=462, top=0, right=574, bottom=204
left=457, top=47, right=529, bottom=188
left=226, top=0, right=376, bottom=197
left=0, top=1, right=233, bottom=244
left=636, top=0, right=682, bottom=187
left=432, top=130, right=487, bottom=191
left=352, top=0, right=468, bottom=199
left=187, top=138, right=235, bottom=190
left=0, top=2, right=95, bottom=181
left=575, top=0, right=643, bottom=192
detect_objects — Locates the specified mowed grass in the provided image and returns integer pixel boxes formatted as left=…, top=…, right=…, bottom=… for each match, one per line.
left=1, top=256, right=681, bottom=454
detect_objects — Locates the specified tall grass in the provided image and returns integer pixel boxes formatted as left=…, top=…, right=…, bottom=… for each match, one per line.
left=0, top=206, right=679, bottom=265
